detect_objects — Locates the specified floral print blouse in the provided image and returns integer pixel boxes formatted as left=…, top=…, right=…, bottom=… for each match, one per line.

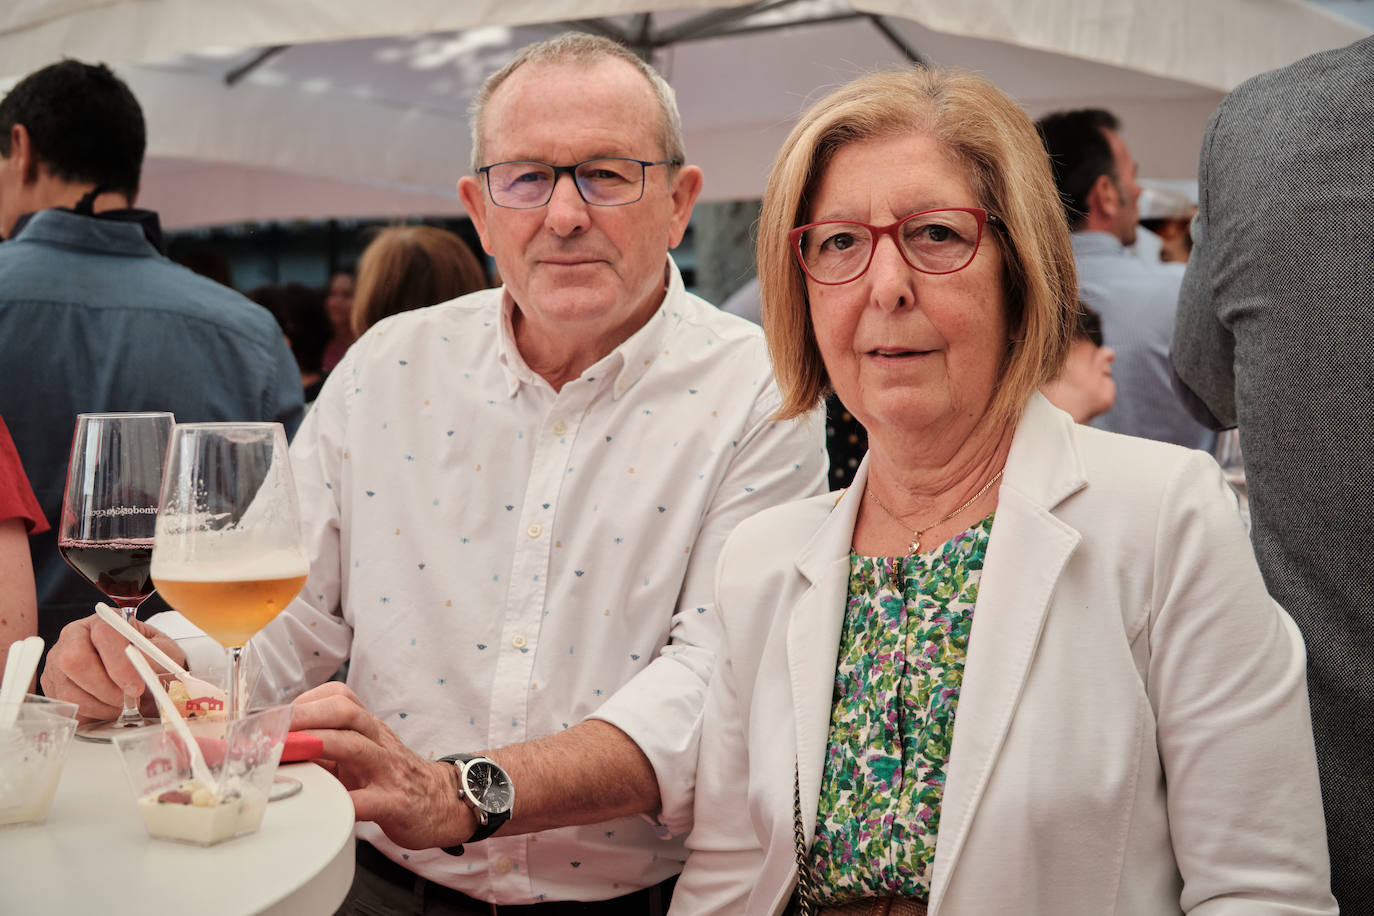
left=807, top=514, right=993, bottom=905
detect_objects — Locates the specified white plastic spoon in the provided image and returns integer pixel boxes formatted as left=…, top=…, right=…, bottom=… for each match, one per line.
left=123, top=646, right=216, bottom=790
left=95, top=603, right=225, bottom=706
left=0, top=636, right=44, bottom=729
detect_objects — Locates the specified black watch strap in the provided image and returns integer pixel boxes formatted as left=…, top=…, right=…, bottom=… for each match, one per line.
left=438, top=753, right=511, bottom=856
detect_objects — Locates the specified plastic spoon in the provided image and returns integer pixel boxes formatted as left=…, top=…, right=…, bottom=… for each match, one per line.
left=95, top=603, right=225, bottom=707
left=0, top=636, right=44, bottom=729
left=124, top=646, right=216, bottom=790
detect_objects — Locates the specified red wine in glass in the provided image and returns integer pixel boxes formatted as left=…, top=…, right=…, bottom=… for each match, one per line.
left=59, top=412, right=173, bottom=741
left=58, top=540, right=155, bottom=605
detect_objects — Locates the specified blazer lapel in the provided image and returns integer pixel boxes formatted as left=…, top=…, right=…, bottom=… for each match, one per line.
left=788, top=458, right=868, bottom=842
left=929, top=396, right=1086, bottom=911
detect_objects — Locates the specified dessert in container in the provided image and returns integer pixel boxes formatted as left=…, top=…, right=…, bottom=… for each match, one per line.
left=113, top=703, right=292, bottom=846
left=0, top=694, right=79, bottom=827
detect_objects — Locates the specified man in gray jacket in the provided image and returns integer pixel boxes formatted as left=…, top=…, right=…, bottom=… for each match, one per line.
left=1172, top=36, right=1374, bottom=911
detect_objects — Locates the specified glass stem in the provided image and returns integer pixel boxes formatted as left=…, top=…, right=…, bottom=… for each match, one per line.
left=226, top=645, right=244, bottom=721
left=116, top=605, right=145, bottom=726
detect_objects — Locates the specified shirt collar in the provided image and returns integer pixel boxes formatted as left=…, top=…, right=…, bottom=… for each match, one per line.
left=6, top=207, right=166, bottom=256
left=1070, top=230, right=1126, bottom=258
left=495, top=259, right=685, bottom=399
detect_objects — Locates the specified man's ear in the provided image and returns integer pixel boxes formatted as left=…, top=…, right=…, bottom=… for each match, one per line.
left=8, top=124, right=38, bottom=184
left=457, top=175, right=494, bottom=256
left=1087, top=173, right=1119, bottom=222
left=666, top=165, right=704, bottom=249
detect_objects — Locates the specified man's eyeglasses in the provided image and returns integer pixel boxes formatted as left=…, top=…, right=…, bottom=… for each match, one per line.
left=789, top=207, right=1001, bottom=285
left=479, top=158, right=683, bottom=209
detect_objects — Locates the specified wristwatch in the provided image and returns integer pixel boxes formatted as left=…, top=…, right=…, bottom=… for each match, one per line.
left=437, top=753, right=514, bottom=856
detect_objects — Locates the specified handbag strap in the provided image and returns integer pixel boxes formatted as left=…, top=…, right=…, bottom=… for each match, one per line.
left=792, top=760, right=820, bottom=916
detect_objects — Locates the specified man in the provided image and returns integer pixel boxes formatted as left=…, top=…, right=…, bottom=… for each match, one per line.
left=1036, top=109, right=1214, bottom=452
left=44, top=34, right=827, bottom=913
left=0, top=61, right=304, bottom=652
left=1172, top=35, right=1374, bottom=912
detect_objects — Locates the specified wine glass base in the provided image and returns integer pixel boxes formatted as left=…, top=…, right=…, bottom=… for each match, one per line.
left=269, top=775, right=303, bottom=802
left=74, top=714, right=159, bottom=744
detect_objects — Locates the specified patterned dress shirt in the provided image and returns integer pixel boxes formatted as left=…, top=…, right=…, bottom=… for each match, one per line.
left=243, top=262, right=829, bottom=902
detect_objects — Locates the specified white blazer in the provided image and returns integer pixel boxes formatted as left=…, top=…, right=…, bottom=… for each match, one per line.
left=673, top=395, right=1335, bottom=916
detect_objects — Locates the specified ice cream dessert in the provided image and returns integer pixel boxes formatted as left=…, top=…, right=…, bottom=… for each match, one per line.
left=135, top=778, right=268, bottom=845
left=165, top=679, right=227, bottom=720
left=0, top=701, right=78, bottom=827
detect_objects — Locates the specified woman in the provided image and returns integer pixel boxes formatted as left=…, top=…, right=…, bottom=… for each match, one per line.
left=1040, top=302, right=1116, bottom=424
left=0, top=415, right=46, bottom=681
left=320, top=269, right=356, bottom=372
left=349, top=225, right=488, bottom=337
left=249, top=282, right=334, bottom=404
left=672, top=69, right=1333, bottom=915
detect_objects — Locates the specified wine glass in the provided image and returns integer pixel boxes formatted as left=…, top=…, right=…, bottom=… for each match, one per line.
left=151, top=423, right=308, bottom=723
left=59, top=411, right=174, bottom=741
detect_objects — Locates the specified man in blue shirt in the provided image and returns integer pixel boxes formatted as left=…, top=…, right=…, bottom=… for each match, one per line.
left=1036, top=108, right=1215, bottom=452
left=0, top=60, right=303, bottom=653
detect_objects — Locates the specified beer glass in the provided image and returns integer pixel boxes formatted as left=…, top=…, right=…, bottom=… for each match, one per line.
left=152, top=423, right=308, bottom=722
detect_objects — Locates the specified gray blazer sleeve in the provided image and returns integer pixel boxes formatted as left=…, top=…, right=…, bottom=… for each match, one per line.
left=1172, top=103, right=1238, bottom=431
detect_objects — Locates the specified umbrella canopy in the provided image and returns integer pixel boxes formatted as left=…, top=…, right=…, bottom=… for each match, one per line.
left=1, top=0, right=1365, bottom=228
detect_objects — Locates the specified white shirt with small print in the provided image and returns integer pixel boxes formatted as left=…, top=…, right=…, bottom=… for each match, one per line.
left=243, top=260, right=828, bottom=903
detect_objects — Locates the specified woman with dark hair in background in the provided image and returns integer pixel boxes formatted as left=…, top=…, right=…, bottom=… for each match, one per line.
left=320, top=269, right=355, bottom=372
left=250, top=282, right=334, bottom=404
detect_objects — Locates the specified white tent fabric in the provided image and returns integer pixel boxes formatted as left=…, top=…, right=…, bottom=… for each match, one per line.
left=1, top=1, right=1366, bottom=228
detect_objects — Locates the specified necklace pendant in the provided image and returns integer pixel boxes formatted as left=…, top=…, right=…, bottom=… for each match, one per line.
left=909, top=536, right=922, bottom=555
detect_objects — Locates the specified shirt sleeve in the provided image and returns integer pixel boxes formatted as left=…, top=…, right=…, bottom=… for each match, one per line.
left=673, top=600, right=770, bottom=913
left=0, top=417, right=48, bottom=535
left=243, top=353, right=356, bottom=702
left=265, top=327, right=307, bottom=440
left=1172, top=102, right=1239, bottom=431
left=589, top=390, right=828, bottom=836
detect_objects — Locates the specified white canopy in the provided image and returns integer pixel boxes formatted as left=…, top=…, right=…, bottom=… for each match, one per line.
left=1, top=0, right=1366, bottom=228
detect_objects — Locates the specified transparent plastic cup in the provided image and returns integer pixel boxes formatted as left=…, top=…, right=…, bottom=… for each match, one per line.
left=113, top=704, right=292, bottom=846
left=155, top=636, right=267, bottom=724
left=0, top=694, right=80, bottom=827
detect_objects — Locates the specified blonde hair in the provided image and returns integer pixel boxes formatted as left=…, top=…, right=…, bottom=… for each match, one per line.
left=468, top=32, right=685, bottom=171
left=351, top=226, right=489, bottom=337
left=759, top=68, right=1077, bottom=428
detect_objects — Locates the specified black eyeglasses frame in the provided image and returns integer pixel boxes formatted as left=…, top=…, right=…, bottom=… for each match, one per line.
left=478, top=157, right=683, bottom=209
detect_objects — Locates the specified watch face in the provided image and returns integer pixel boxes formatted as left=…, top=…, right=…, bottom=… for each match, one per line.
left=463, top=760, right=513, bottom=815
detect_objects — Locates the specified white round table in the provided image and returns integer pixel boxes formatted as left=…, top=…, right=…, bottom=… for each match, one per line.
left=0, top=740, right=355, bottom=915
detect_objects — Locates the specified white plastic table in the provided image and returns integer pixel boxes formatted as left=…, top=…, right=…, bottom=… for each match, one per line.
left=0, top=740, right=355, bottom=915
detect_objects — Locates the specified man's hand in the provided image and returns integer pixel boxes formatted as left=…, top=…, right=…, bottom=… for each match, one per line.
left=291, top=682, right=476, bottom=851
left=40, top=615, right=185, bottom=721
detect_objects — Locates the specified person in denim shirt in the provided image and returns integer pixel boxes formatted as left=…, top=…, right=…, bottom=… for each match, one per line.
left=0, top=60, right=303, bottom=655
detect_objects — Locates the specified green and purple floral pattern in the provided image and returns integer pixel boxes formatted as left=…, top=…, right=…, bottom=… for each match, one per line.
left=808, top=515, right=992, bottom=905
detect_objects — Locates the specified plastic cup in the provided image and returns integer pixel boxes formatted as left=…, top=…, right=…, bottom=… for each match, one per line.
left=0, top=694, right=80, bottom=827
left=113, top=704, right=292, bottom=846
left=155, top=636, right=268, bottom=724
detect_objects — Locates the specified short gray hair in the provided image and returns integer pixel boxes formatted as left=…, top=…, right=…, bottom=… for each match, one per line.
left=468, top=32, right=686, bottom=172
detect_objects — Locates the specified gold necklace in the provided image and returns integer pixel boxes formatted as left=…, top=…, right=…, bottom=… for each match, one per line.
left=867, top=469, right=1004, bottom=554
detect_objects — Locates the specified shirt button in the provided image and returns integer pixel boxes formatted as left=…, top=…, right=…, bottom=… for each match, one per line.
left=512, top=633, right=528, bottom=649
left=494, top=856, right=514, bottom=875
left=552, top=419, right=567, bottom=436
left=527, top=523, right=542, bottom=538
